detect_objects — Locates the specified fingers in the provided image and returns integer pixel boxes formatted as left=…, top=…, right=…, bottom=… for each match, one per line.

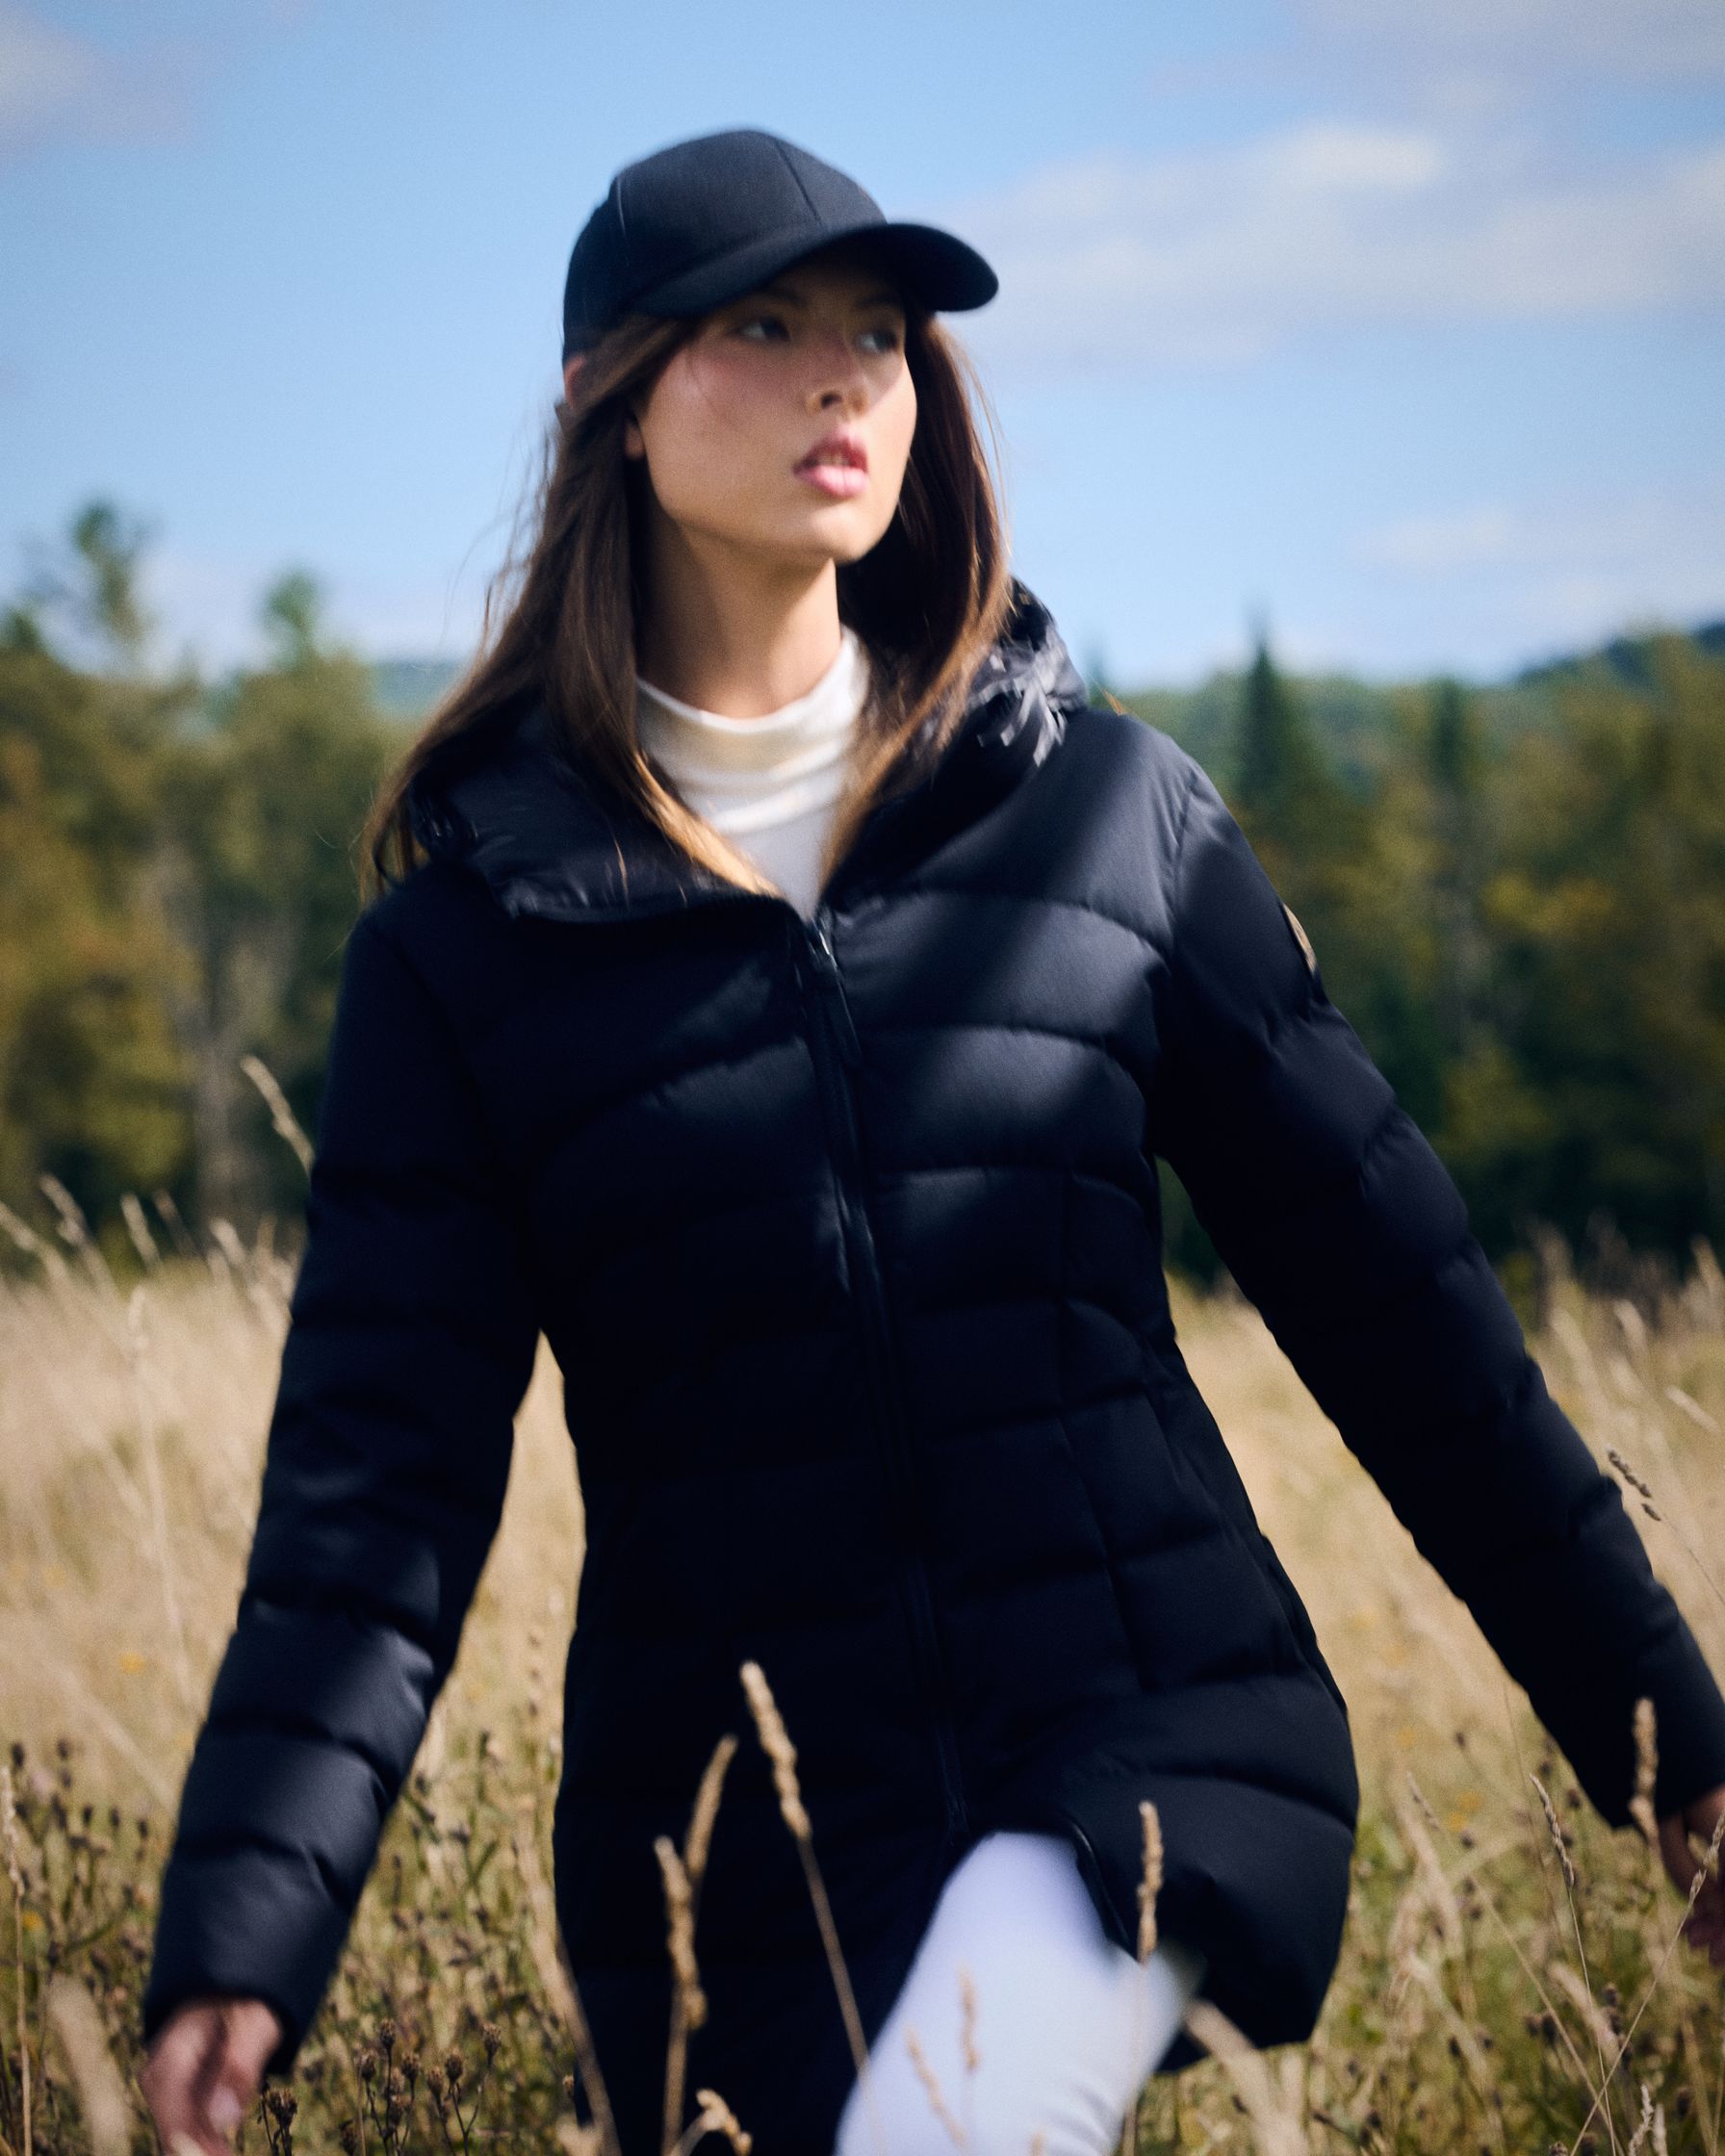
left=1682, top=1870, right=1725, bottom=1967
left=192, top=2000, right=279, bottom=2149
left=1661, top=1803, right=1725, bottom=1968
left=141, top=2008, right=232, bottom=2156
left=141, top=1998, right=280, bottom=2155
left=1658, top=1812, right=1697, bottom=1900
left=216, top=1997, right=283, bottom=2093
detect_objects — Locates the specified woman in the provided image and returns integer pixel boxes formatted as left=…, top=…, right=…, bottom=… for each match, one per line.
left=140, top=126, right=1725, bottom=2156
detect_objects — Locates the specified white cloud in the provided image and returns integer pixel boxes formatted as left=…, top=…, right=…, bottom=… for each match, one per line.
left=1364, top=486, right=1725, bottom=577
left=1306, top=0, right=1725, bottom=89
left=0, top=5, right=104, bottom=146
left=1163, top=0, right=1725, bottom=122
left=1356, top=485, right=1725, bottom=654
left=946, top=123, right=1725, bottom=375
left=0, top=2, right=206, bottom=157
left=141, top=543, right=491, bottom=673
left=1364, top=506, right=1525, bottom=576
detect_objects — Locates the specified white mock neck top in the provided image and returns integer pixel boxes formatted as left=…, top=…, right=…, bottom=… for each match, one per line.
left=634, top=627, right=868, bottom=918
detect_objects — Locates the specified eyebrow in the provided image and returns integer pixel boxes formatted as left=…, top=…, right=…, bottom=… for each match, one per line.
left=747, top=278, right=906, bottom=310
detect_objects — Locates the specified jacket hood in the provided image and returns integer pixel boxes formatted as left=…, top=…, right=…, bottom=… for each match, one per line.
left=403, top=578, right=1089, bottom=924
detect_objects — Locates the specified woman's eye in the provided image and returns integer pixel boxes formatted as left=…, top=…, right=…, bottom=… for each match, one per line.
left=730, top=315, right=902, bottom=352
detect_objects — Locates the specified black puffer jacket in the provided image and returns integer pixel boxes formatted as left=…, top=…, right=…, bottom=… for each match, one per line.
left=141, top=581, right=1725, bottom=2154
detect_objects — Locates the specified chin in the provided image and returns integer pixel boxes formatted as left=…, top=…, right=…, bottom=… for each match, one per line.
left=781, top=501, right=892, bottom=560
left=716, top=510, right=879, bottom=573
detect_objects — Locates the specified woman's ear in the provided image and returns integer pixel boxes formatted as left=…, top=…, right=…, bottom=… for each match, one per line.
left=563, top=347, right=649, bottom=456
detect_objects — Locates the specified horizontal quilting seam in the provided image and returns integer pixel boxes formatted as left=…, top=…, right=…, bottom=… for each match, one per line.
left=1252, top=1219, right=1479, bottom=1342
left=1258, top=956, right=1324, bottom=1044
left=226, top=1604, right=437, bottom=1701
left=510, top=1028, right=799, bottom=1196
left=284, top=1301, right=527, bottom=1364
left=1196, top=974, right=1322, bottom=1069
left=1074, top=1748, right=1357, bottom=1831
left=626, top=1308, right=847, bottom=1390
left=872, top=1160, right=1151, bottom=1207
left=871, top=1157, right=1152, bottom=1203
left=553, top=1183, right=822, bottom=1283
left=239, top=1577, right=446, bottom=1668
left=906, top=1285, right=1146, bottom=1336
left=1218, top=1088, right=1404, bottom=1239
left=928, top=1379, right=1147, bottom=1446
left=240, top=1589, right=434, bottom=1648
left=863, top=1015, right=1122, bottom=1053
left=313, top=1159, right=502, bottom=1209
left=1114, top=1514, right=1229, bottom=1568
left=1319, top=1087, right=1405, bottom=1206
left=1073, top=1664, right=1324, bottom=1732
left=201, top=1707, right=399, bottom=1793
left=277, top=1393, right=516, bottom=1491
left=947, top=1539, right=1132, bottom=1606
left=885, top=880, right=1163, bottom=959
left=1435, top=1348, right=1543, bottom=1461
left=171, top=1828, right=358, bottom=1913
left=547, top=1029, right=792, bottom=1145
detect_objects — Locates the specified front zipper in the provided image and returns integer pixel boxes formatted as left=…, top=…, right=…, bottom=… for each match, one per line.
left=798, top=901, right=971, bottom=1849
left=502, top=865, right=974, bottom=1845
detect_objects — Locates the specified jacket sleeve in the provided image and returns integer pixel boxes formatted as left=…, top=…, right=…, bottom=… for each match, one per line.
left=1146, top=752, right=1725, bottom=1830
left=139, top=900, right=542, bottom=2080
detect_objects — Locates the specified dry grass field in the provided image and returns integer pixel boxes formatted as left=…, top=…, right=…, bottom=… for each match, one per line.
left=1, top=1188, right=1722, bottom=2154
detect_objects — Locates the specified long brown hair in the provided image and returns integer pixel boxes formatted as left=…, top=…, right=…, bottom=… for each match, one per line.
left=358, top=272, right=1015, bottom=906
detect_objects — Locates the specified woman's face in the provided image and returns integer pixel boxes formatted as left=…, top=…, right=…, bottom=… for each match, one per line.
left=605, top=245, right=917, bottom=572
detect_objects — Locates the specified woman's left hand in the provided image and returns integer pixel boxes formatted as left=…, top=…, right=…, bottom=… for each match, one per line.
left=1660, top=1784, right=1725, bottom=1968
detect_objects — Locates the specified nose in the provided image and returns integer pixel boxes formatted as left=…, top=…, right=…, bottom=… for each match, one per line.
left=806, top=324, right=870, bottom=414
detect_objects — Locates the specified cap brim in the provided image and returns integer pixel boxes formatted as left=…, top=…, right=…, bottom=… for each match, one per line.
left=632, top=218, right=998, bottom=321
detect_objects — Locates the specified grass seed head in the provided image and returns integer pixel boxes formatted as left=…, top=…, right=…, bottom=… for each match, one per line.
left=738, top=1661, right=810, bottom=1840
left=1137, top=1798, right=1164, bottom=1960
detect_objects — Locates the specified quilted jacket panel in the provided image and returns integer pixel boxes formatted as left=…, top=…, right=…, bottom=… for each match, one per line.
left=140, top=581, right=1725, bottom=2154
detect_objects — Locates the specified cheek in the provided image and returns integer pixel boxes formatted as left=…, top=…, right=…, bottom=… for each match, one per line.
left=879, top=373, right=919, bottom=482
left=644, top=347, right=782, bottom=506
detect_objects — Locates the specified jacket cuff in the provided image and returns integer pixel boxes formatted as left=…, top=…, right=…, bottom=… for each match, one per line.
left=1622, top=1608, right=1725, bottom=1827
left=139, top=1843, right=352, bottom=2082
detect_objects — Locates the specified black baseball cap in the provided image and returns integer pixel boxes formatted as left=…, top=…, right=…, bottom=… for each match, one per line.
left=561, top=126, right=998, bottom=362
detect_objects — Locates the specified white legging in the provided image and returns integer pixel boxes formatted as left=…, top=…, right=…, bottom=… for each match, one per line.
left=832, top=1830, right=1207, bottom=2156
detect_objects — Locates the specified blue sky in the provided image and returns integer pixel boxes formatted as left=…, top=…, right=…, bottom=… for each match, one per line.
left=3, top=0, right=1723, bottom=685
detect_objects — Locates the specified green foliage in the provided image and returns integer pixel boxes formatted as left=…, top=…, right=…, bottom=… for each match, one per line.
left=69, top=500, right=155, bottom=663
left=1455, top=636, right=1725, bottom=1261
left=1, top=505, right=399, bottom=1263
left=1152, top=625, right=1725, bottom=1292
left=4, top=498, right=1724, bottom=1296
left=0, top=640, right=192, bottom=1220
left=261, top=570, right=326, bottom=669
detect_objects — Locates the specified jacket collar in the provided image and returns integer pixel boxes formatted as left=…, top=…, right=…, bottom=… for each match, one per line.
left=405, top=578, right=1088, bottom=925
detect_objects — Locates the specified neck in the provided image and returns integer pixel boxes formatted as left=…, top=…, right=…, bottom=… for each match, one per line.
left=633, top=519, right=844, bottom=719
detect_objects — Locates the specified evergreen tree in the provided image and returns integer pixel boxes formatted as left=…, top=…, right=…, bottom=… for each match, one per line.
left=1234, top=622, right=1319, bottom=836
left=1426, top=677, right=1489, bottom=1064
left=71, top=500, right=154, bottom=663
left=262, top=570, right=325, bottom=669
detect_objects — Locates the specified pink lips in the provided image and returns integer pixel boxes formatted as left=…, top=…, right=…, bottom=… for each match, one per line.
left=796, top=429, right=868, bottom=500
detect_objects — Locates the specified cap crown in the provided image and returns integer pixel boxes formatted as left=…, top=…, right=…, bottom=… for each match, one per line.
left=561, top=124, right=996, bottom=360
left=565, top=128, right=882, bottom=346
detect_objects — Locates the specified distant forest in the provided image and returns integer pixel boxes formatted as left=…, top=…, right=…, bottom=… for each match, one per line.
left=5, top=500, right=1723, bottom=1312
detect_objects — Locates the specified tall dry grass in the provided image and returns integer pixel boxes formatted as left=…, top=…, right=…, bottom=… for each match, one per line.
left=1, top=1177, right=1722, bottom=2153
